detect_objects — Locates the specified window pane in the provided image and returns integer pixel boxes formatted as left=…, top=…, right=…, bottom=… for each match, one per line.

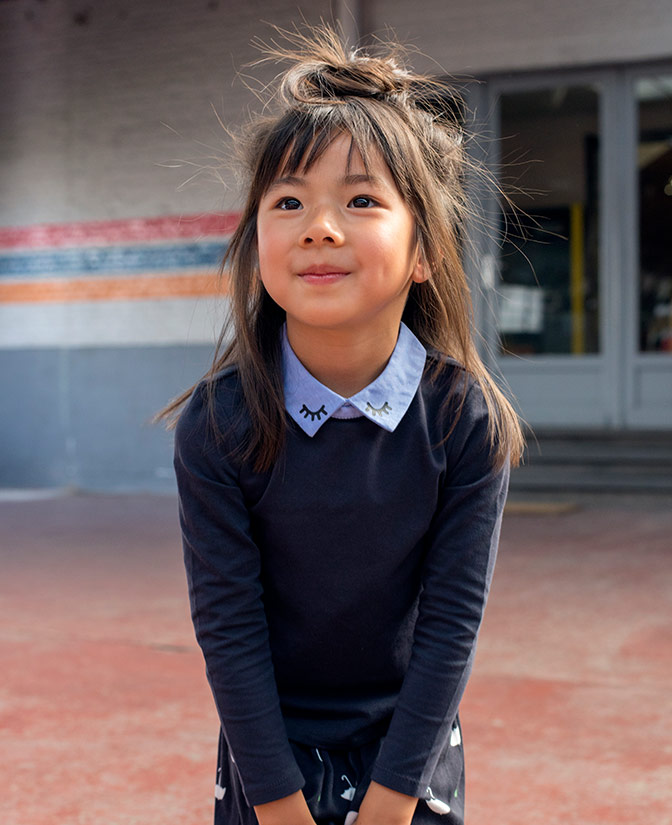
left=498, top=85, right=600, bottom=355
left=638, top=76, right=672, bottom=353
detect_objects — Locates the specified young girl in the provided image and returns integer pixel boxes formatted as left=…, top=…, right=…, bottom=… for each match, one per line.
left=165, top=25, right=523, bottom=825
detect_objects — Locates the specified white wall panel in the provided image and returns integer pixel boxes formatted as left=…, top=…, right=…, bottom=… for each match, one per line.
left=0, top=296, right=226, bottom=349
left=375, top=0, right=672, bottom=75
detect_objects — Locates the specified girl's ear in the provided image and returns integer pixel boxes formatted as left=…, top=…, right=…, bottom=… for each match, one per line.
left=411, top=254, right=429, bottom=284
left=411, top=233, right=429, bottom=283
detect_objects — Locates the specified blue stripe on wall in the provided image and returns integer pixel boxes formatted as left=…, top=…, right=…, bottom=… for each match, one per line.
left=0, top=241, right=228, bottom=278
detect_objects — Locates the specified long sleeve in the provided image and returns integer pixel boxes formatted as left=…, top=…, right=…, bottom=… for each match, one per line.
left=174, top=382, right=305, bottom=807
left=370, top=383, right=509, bottom=798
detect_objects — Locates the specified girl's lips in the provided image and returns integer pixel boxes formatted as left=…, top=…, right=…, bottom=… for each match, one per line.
left=298, top=269, right=349, bottom=283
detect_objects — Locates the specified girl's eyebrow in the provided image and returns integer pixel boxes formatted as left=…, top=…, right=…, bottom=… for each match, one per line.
left=342, top=173, right=384, bottom=187
left=268, top=175, right=305, bottom=191
left=267, top=173, right=384, bottom=192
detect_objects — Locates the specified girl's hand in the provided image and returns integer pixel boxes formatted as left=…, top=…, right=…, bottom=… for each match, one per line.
left=253, top=790, right=317, bottom=825
left=354, top=781, right=418, bottom=825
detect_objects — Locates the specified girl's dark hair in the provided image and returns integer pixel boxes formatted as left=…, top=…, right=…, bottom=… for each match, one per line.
left=159, top=25, right=524, bottom=470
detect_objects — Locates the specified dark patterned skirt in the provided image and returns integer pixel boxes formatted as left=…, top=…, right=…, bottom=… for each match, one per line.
left=212, top=717, right=465, bottom=825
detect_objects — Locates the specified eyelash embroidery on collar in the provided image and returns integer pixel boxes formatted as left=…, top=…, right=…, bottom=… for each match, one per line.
left=365, top=401, right=392, bottom=416
left=299, top=403, right=328, bottom=422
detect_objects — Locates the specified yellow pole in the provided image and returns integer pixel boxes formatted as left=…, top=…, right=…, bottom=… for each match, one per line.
left=570, top=202, right=585, bottom=355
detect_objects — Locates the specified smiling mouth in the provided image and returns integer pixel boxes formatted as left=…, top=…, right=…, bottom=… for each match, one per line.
left=298, top=269, right=349, bottom=283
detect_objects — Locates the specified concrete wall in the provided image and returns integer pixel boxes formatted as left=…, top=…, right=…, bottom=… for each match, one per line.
left=375, top=0, right=672, bottom=75
left=0, top=345, right=209, bottom=490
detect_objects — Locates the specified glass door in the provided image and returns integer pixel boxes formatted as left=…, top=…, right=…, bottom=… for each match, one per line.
left=481, top=73, right=613, bottom=428
left=637, top=76, right=672, bottom=354
left=625, top=72, right=672, bottom=427
left=498, top=85, right=600, bottom=358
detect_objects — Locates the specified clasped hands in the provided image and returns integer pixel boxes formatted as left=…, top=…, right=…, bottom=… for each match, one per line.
left=254, top=781, right=417, bottom=825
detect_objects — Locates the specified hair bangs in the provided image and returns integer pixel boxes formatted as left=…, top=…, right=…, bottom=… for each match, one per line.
left=286, top=101, right=424, bottom=215
left=256, top=104, right=397, bottom=200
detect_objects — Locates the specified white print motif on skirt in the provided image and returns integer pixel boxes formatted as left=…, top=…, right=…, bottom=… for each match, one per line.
left=450, top=723, right=461, bottom=747
left=426, top=787, right=451, bottom=815
left=340, top=774, right=356, bottom=801
left=215, top=767, right=226, bottom=800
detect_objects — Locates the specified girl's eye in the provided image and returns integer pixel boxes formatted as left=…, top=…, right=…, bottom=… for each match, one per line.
left=277, top=197, right=302, bottom=210
left=349, top=196, right=377, bottom=208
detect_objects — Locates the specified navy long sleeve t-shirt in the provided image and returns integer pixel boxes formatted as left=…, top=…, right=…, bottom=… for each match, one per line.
left=174, top=350, right=509, bottom=807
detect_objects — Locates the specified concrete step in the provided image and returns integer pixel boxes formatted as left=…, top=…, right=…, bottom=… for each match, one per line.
left=510, top=431, right=672, bottom=492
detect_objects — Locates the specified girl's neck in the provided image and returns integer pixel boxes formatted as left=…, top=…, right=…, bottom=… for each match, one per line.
left=286, top=320, right=401, bottom=398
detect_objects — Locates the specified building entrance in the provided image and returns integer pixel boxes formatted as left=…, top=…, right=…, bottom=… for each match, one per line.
left=473, top=66, right=672, bottom=430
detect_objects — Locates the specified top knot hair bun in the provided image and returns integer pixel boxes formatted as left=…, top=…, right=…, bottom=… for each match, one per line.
left=283, top=58, right=410, bottom=105
left=251, top=24, right=464, bottom=135
left=253, top=25, right=426, bottom=105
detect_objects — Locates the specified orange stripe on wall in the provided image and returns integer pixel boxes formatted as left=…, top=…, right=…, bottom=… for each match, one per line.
left=0, top=273, right=228, bottom=304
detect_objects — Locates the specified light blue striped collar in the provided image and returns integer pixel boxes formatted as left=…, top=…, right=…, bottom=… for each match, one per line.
left=282, top=323, right=427, bottom=437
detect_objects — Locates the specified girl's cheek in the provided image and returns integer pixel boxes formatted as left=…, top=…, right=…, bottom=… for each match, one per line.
left=257, top=221, right=282, bottom=248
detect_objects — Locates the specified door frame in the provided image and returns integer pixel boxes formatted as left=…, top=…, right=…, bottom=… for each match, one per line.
left=465, top=61, right=672, bottom=430
left=622, top=63, right=672, bottom=428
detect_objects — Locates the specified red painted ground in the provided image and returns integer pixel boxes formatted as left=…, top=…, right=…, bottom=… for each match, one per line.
left=1, top=492, right=671, bottom=825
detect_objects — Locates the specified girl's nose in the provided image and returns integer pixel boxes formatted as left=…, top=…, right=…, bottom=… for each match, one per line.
left=300, top=210, right=344, bottom=247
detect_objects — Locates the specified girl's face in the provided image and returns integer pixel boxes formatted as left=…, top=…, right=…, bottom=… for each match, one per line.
left=256, top=133, right=427, bottom=343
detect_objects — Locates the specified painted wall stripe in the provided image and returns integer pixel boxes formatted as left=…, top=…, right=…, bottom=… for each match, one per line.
left=0, top=241, right=228, bottom=278
left=0, top=273, right=226, bottom=304
left=0, top=214, right=236, bottom=307
left=0, top=213, right=239, bottom=250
